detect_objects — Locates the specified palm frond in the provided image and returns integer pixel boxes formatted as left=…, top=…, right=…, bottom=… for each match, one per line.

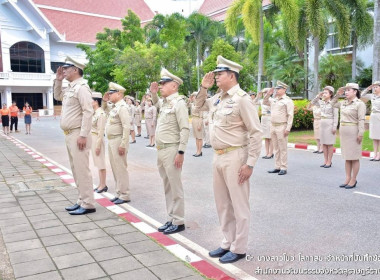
left=225, top=0, right=246, bottom=36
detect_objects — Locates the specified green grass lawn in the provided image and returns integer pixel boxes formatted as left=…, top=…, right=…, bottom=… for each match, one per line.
left=288, top=130, right=373, bottom=151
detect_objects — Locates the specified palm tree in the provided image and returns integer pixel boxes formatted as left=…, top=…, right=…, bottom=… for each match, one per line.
left=345, top=0, right=373, bottom=80
left=374, top=0, right=380, bottom=82
left=225, top=0, right=299, bottom=92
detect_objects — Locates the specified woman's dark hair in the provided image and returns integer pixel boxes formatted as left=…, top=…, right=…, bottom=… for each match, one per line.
left=93, top=98, right=102, bottom=107
left=354, top=89, right=361, bottom=99
left=327, top=90, right=334, bottom=98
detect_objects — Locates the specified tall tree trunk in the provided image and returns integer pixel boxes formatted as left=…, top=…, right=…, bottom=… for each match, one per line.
left=352, top=33, right=357, bottom=81
left=373, top=0, right=380, bottom=82
left=257, top=5, right=264, bottom=92
left=304, top=38, right=309, bottom=99
left=313, top=36, right=319, bottom=97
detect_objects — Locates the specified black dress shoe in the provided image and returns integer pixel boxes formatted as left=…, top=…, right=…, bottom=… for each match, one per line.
left=339, top=184, right=347, bottom=188
left=267, top=154, right=274, bottom=159
left=370, top=158, right=375, bottom=161
left=262, top=156, right=268, bottom=159
left=320, top=164, right=326, bottom=167
left=268, top=169, right=280, bottom=173
left=158, top=221, right=172, bottom=232
left=324, top=164, right=332, bottom=168
left=65, top=204, right=80, bottom=211
left=278, top=170, right=287, bottom=175
left=68, top=207, right=96, bottom=215
left=209, top=247, right=229, bottom=258
left=144, top=136, right=149, bottom=139
left=219, top=252, right=246, bottom=264
left=313, top=150, right=319, bottom=153
left=193, top=153, right=202, bottom=157
left=146, top=144, right=153, bottom=147
left=130, top=140, right=136, bottom=144
left=110, top=197, right=118, bottom=202
left=113, top=198, right=130, bottom=204
left=163, top=224, right=185, bottom=235
left=204, top=144, right=212, bottom=148
left=317, top=151, right=324, bottom=154
left=136, top=134, right=141, bottom=137
left=95, top=186, right=108, bottom=193
left=345, top=181, right=357, bottom=189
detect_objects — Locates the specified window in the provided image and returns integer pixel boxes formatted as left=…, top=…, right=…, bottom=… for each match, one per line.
left=10, top=41, right=45, bottom=73
left=326, top=23, right=353, bottom=54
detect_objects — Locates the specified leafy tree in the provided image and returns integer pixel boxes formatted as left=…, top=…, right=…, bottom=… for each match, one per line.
left=319, top=54, right=351, bottom=90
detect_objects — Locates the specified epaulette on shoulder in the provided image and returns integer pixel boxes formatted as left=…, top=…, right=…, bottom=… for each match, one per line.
left=237, top=89, right=247, bottom=97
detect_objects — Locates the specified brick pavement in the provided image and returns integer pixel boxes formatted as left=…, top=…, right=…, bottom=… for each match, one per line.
left=0, top=136, right=207, bottom=280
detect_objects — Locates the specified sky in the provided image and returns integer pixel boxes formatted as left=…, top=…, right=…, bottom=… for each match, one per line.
left=144, top=0, right=204, bottom=17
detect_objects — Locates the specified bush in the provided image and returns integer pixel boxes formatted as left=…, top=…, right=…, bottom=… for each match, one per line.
left=292, top=100, right=313, bottom=130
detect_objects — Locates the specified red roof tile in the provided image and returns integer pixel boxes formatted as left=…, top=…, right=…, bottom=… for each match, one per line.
left=32, top=0, right=154, bottom=44
left=40, top=8, right=124, bottom=43
left=199, top=0, right=272, bottom=21
left=33, top=0, right=154, bottom=21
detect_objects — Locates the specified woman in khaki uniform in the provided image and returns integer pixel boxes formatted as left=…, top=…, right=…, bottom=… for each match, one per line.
left=332, top=83, right=366, bottom=189
left=134, top=100, right=142, bottom=137
left=125, top=96, right=136, bottom=144
left=361, top=81, right=380, bottom=161
left=91, top=92, right=107, bottom=193
left=257, top=89, right=273, bottom=159
left=145, top=99, right=157, bottom=147
left=189, top=93, right=203, bottom=157
left=311, top=86, right=339, bottom=167
left=306, top=102, right=322, bottom=154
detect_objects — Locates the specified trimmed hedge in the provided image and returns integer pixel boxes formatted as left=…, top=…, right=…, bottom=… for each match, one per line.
left=292, top=100, right=314, bottom=130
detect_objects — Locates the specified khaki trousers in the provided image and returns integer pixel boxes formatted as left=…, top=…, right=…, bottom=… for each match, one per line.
left=64, top=129, right=95, bottom=209
left=157, top=145, right=184, bottom=225
left=270, top=123, right=289, bottom=170
left=213, top=147, right=250, bottom=254
left=108, top=137, right=130, bottom=200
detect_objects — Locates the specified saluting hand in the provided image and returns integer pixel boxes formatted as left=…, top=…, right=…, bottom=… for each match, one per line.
left=238, top=164, right=253, bottom=185
left=103, top=93, right=110, bottom=102
left=174, top=154, right=184, bottom=169
left=201, top=72, right=215, bottom=89
left=150, top=82, right=159, bottom=94
left=56, top=66, right=64, bottom=81
left=337, top=87, right=345, bottom=96
left=266, top=88, right=275, bottom=97
left=77, top=137, right=87, bottom=150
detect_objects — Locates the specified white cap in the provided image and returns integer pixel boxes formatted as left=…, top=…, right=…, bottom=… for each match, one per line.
left=213, top=55, right=243, bottom=74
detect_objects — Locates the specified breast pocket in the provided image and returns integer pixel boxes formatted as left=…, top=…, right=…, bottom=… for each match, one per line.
left=63, top=91, right=77, bottom=106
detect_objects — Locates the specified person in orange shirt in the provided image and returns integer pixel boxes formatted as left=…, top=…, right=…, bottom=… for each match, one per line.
left=9, top=101, right=19, bottom=132
left=23, top=102, right=33, bottom=134
left=1, top=104, right=10, bottom=135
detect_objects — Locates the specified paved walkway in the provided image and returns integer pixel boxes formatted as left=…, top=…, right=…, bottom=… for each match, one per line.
left=0, top=135, right=210, bottom=280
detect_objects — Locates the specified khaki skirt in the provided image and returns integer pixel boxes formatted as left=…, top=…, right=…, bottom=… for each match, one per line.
left=320, top=119, right=336, bottom=145
left=340, top=125, right=362, bottom=160
left=313, top=119, right=321, bottom=139
left=369, top=113, right=380, bottom=140
left=91, top=134, right=106, bottom=169
left=192, top=116, right=203, bottom=139
left=261, top=115, right=271, bottom=139
left=146, top=119, right=156, bottom=136
left=134, top=115, right=142, bottom=127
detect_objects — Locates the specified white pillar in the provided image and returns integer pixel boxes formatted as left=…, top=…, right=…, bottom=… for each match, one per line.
left=42, top=92, right=47, bottom=107
left=47, top=87, right=53, bottom=110
left=5, top=87, right=12, bottom=107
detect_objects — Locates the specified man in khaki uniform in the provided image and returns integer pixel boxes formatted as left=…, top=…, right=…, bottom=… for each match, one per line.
left=149, top=68, right=189, bottom=235
left=263, top=81, right=294, bottom=175
left=54, top=56, right=95, bottom=215
left=102, top=82, right=131, bottom=204
left=196, top=56, right=262, bottom=264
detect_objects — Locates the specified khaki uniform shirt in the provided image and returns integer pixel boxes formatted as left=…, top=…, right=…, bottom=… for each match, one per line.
left=263, top=94, right=294, bottom=131
left=152, top=92, right=190, bottom=152
left=190, top=103, right=202, bottom=118
left=260, top=99, right=272, bottom=116
left=53, top=78, right=93, bottom=137
left=145, top=106, right=157, bottom=121
left=195, top=84, right=262, bottom=166
left=102, top=99, right=130, bottom=149
left=127, top=104, right=135, bottom=126
left=332, top=97, right=366, bottom=136
left=361, top=89, right=380, bottom=114
left=91, top=108, right=106, bottom=150
left=135, top=105, right=142, bottom=116
left=311, top=97, right=339, bottom=128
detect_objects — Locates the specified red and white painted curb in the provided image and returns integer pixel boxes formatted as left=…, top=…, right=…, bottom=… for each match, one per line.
left=287, top=142, right=373, bottom=158
left=1, top=133, right=255, bottom=280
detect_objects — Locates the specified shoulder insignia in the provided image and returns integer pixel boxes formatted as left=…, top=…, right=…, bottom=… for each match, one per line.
left=237, top=89, right=247, bottom=97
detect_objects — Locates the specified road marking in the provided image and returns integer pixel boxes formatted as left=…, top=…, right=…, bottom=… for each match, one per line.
left=354, top=191, right=380, bottom=199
